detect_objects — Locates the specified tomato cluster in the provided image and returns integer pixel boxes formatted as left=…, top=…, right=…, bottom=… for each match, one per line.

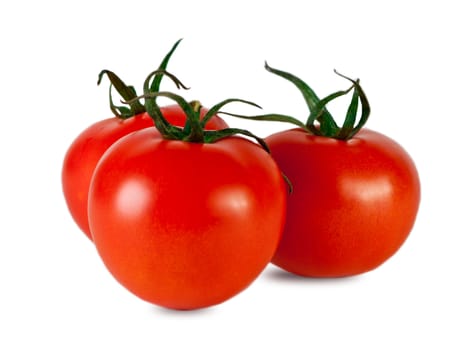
left=62, top=40, right=420, bottom=310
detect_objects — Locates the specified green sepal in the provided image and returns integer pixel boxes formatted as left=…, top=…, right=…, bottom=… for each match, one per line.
left=98, top=70, right=145, bottom=118
left=336, top=79, right=359, bottom=139
left=219, top=111, right=309, bottom=131
left=106, top=84, right=131, bottom=119
left=306, top=84, right=355, bottom=137
left=265, top=62, right=339, bottom=134
left=150, top=39, right=183, bottom=93
left=346, top=79, right=370, bottom=139
left=203, top=127, right=269, bottom=152
left=201, top=99, right=262, bottom=127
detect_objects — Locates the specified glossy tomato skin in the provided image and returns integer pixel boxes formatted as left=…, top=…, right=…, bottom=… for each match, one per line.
left=88, top=128, right=287, bottom=309
left=266, top=128, right=420, bottom=277
left=62, top=106, right=227, bottom=240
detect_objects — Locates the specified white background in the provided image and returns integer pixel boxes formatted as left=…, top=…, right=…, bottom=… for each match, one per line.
left=1, top=0, right=474, bottom=349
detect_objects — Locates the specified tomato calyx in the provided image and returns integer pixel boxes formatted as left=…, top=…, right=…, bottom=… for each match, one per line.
left=123, top=69, right=269, bottom=151
left=224, top=62, right=371, bottom=141
left=97, top=39, right=184, bottom=119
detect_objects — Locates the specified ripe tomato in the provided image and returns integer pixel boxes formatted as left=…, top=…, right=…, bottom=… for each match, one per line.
left=62, top=106, right=228, bottom=240
left=266, top=128, right=420, bottom=277
left=88, top=127, right=287, bottom=309
left=236, top=63, right=421, bottom=277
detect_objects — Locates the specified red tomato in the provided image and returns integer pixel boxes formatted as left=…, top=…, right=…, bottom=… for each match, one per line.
left=266, top=128, right=420, bottom=277
left=87, top=127, right=286, bottom=309
left=62, top=106, right=227, bottom=240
